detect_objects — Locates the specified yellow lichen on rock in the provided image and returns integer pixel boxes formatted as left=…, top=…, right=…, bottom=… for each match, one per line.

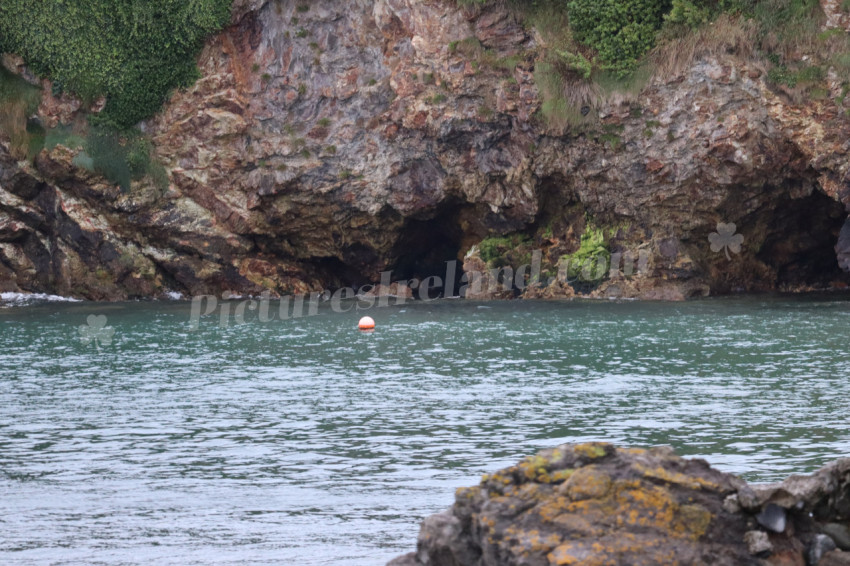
left=507, top=528, right=564, bottom=558
left=547, top=542, right=583, bottom=565
left=393, top=444, right=773, bottom=565
left=518, top=482, right=549, bottom=502
left=673, top=503, right=712, bottom=540
left=519, top=454, right=551, bottom=481
left=574, top=443, right=610, bottom=460
left=633, top=463, right=720, bottom=491
left=536, top=495, right=574, bottom=523
left=614, top=481, right=677, bottom=531
left=560, top=466, right=612, bottom=501
left=548, top=468, right=575, bottom=483
left=455, top=486, right=478, bottom=501
left=550, top=513, right=604, bottom=537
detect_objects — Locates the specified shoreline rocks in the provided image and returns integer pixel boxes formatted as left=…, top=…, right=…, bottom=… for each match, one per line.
left=390, top=444, right=850, bottom=566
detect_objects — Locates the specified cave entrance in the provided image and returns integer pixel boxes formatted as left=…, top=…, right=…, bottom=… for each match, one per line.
left=754, top=185, right=850, bottom=289
left=389, top=203, right=466, bottom=297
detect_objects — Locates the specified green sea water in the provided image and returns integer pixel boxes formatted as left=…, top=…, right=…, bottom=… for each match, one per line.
left=2, top=295, right=850, bottom=564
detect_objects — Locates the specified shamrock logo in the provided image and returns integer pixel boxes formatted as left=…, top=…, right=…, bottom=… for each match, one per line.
left=78, top=314, right=115, bottom=351
left=709, top=222, right=744, bottom=260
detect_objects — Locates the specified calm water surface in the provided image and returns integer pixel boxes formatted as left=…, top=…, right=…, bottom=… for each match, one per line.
left=2, top=296, right=850, bottom=565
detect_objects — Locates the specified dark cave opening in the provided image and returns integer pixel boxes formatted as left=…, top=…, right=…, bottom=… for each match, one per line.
left=753, top=186, right=850, bottom=289
left=388, top=204, right=467, bottom=296
left=313, top=181, right=850, bottom=298
left=313, top=255, right=376, bottom=290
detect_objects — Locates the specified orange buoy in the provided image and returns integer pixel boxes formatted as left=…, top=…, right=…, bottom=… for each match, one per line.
left=358, top=316, right=376, bottom=330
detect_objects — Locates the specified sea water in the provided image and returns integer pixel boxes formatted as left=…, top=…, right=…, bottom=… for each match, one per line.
left=2, top=295, right=849, bottom=564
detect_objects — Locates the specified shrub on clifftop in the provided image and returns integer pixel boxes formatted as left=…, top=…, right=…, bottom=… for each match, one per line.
left=567, top=0, right=672, bottom=74
left=0, top=0, right=233, bottom=128
left=665, top=0, right=754, bottom=27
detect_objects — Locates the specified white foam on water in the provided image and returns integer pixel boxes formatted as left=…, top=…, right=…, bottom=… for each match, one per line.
left=0, top=292, right=82, bottom=305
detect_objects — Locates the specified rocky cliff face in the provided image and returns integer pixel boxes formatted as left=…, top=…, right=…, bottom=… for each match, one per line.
left=1, top=0, right=850, bottom=300
left=390, top=443, right=850, bottom=566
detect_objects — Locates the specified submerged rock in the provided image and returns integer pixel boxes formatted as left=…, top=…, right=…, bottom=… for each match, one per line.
left=390, top=444, right=850, bottom=566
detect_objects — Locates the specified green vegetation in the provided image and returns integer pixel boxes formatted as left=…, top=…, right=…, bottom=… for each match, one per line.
left=479, top=234, right=532, bottom=267
left=567, top=0, right=671, bottom=75
left=561, top=226, right=611, bottom=281
left=665, top=0, right=752, bottom=27
left=450, top=37, right=485, bottom=59
left=39, top=123, right=170, bottom=192
left=767, top=60, right=824, bottom=88
left=0, top=1, right=230, bottom=191
left=0, top=0, right=232, bottom=129
left=475, top=0, right=671, bottom=76
left=556, top=50, right=593, bottom=80
left=534, top=59, right=592, bottom=130
left=474, top=218, right=624, bottom=286
left=454, top=0, right=850, bottom=131
left=644, top=119, right=662, bottom=138
left=81, top=126, right=168, bottom=192
left=598, top=132, right=623, bottom=150
left=0, top=67, right=42, bottom=159
left=661, top=0, right=850, bottom=92
left=44, top=125, right=86, bottom=153
left=0, top=69, right=167, bottom=192
left=494, top=0, right=661, bottom=130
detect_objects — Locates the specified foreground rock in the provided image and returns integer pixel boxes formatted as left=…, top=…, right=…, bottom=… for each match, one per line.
left=390, top=443, right=850, bottom=566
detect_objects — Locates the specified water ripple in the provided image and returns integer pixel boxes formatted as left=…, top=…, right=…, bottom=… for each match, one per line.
left=0, top=295, right=849, bottom=564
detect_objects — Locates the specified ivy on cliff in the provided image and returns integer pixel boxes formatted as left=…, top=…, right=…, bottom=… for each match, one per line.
left=567, top=0, right=672, bottom=75
left=460, top=0, right=828, bottom=77
left=0, top=0, right=233, bottom=128
left=665, top=0, right=754, bottom=27
left=459, top=0, right=674, bottom=74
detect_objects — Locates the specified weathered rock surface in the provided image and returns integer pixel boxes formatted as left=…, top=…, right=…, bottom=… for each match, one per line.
left=1, top=0, right=850, bottom=299
left=390, top=443, right=850, bottom=566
